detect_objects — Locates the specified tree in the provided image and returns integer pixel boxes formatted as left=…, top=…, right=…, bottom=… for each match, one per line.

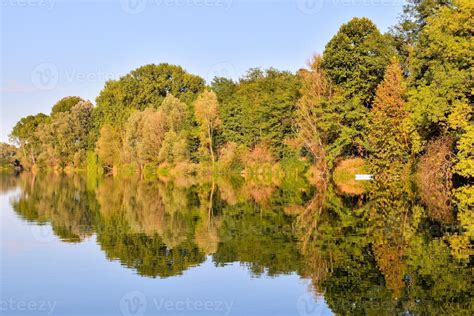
left=390, top=0, right=452, bottom=70
left=321, top=17, right=394, bottom=107
left=408, top=0, right=473, bottom=139
left=194, top=90, right=221, bottom=164
left=138, top=108, right=168, bottom=166
left=158, top=94, right=189, bottom=133
left=96, top=124, right=121, bottom=173
left=9, top=113, right=49, bottom=168
left=215, top=68, right=301, bottom=157
left=0, top=143, right=18, bottom=168
left=37, top=101, right=93, bottom=168
left=51, top=96, right=84, bottom=115
left=211, top=77, right=237, bottom=104
left=368, top=59, right=412, bottom=179
left=93, top=63, right=205, bottom=130
left=121, top=95, right=191, bottom=168
left=158, top=131, right=188, bottom=164
left=296, top=55, right=335, bottom=172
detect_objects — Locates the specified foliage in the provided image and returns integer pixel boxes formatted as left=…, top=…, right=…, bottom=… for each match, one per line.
left=217, top=142, right=246, bottom=173
left=37, top=101, right=93, bottom=168
left=368, top=59, right=413, bottom=179
left=96, top=124, right=121, bottom=172
left=51, top=96, right=84, bottom=115
left=296, top=55, right=341, bottom=169
left=214, top=68, right=301, bottom=158
left=321, top=17, right=394, bottom=107
left=9, top=113, right=49, bottom=168
left=194, top=90, right=221, bottom=164
left=0, top=143, right=18, bottom=169
left=390, top=0, right=452, bottom=69
left=416, top=137, right=454, bottom=223
left=454, top=125, right=474, bottom=178
left=408, top=0, right=473, bottom=139
left=93, top=63, right=205, bottom=130
left=4, top=4, right=474, bottom=313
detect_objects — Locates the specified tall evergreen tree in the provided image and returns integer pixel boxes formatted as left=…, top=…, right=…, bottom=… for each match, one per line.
left=368, top=59, right=412, bottom=179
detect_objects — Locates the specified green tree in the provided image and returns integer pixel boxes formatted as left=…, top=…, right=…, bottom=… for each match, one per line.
left=408, top=0, right=473, bottom=139
left=211, top=77, right=237, bottom=104
left=96, top=124, right=121, bottom=173
left=216, top=68, right=300, bottom=157
left=93, top=63, right=205, bottom=131
left=390, top=0, right=452, bottom=69
left=9, top=113, right=49, bottom=168
left=321, top=17, right=394, bottom=107
left=51, top=96, right=84, bottom=115
left=37, top=101, right=93, bottom=168
left=0, top=143, right=18, bottom=168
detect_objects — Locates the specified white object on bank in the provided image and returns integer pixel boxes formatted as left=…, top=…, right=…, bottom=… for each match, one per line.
left=355, top=174, right=373, bottom=181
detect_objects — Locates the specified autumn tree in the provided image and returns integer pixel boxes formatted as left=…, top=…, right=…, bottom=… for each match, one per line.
left=406, top=0, right=473, bottom=245
left=138, top=109, right=167, bottom=166
left=155, top=95, right=190, bottom=165
left=296, top=55, right=339, bottom=172
left=194, top=90, right=221, bottom=164
left=121, top=95, right=191, bottom=169
left=368, top=59, right=412, bottom=179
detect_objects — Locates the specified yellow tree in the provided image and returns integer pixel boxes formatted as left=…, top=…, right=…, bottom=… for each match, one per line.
left=194, top=90, right=221, bottom=165
left=96, top=124, right=121, bottom=174
left=296, top=55, right=334, bottom=174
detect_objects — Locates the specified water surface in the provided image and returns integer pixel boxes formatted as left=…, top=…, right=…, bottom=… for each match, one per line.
left=0, top=172, right=472, bottom=315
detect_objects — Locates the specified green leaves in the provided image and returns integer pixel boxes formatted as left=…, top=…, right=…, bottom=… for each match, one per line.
left=215, top=68, right=301, bottom=158
left=94, top=63, right=205, bottom=130
left=321, top=17, right=394, bottom=108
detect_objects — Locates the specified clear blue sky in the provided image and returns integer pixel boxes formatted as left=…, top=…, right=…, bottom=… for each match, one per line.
left=1, top=0, right=404, bottom=142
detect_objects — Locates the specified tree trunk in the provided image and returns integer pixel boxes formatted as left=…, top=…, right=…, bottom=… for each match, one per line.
left=208, top=124, right=215, bottom=165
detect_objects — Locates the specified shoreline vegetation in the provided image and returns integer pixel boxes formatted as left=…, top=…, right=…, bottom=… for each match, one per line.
left=1, top=1, right=472, bottom=249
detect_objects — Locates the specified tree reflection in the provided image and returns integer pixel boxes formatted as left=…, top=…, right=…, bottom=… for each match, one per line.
left=11, top=172, right=97, bottom=242
left=4, top=171, right=472, bottom=313
left=296, top=171, right=473, bottom=315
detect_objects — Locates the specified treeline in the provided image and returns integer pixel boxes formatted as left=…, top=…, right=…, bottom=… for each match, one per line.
left=5, top=0, right=473, bottom=186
